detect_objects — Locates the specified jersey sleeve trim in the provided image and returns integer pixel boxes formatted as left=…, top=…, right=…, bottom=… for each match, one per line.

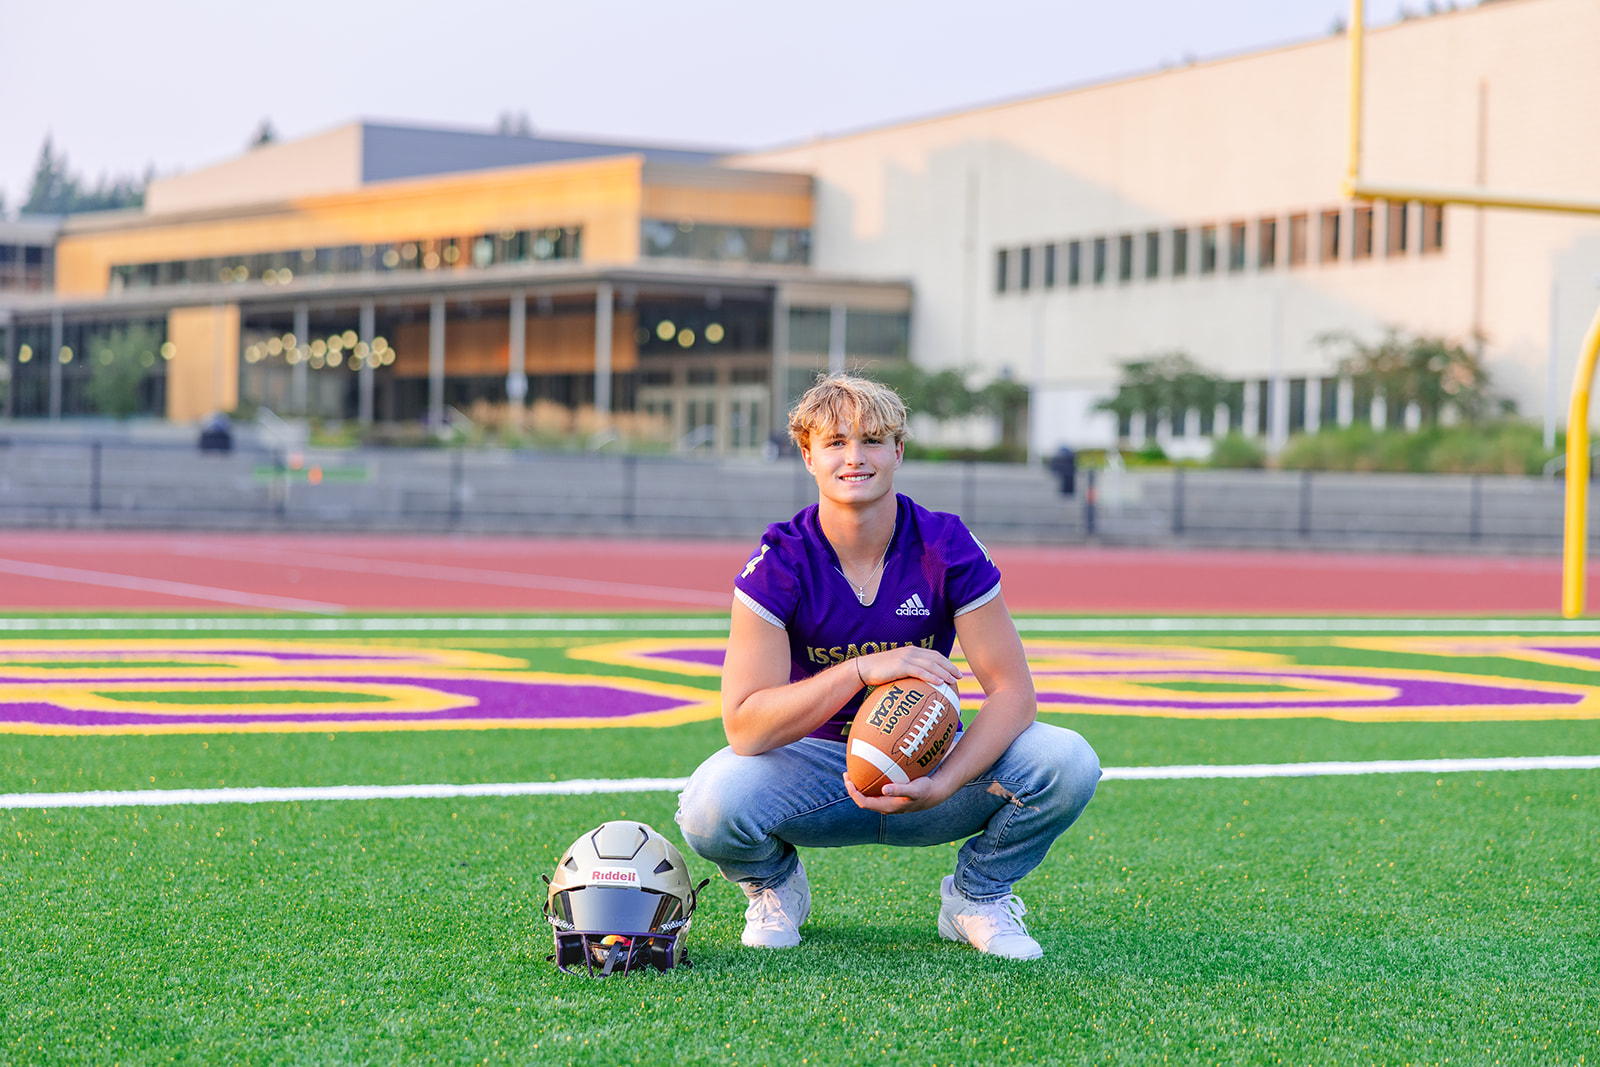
left=734, top=587, right=787, bottom=630
left=953, top=581, right=1002, bottom=617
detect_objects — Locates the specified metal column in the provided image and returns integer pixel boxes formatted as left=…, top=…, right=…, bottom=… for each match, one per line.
left=292, top=304, right=309, bottom=415
left=594, top=281, right=613, bottom=418
left=428, top=294, right=446, bottom=430
left=49, top=308, right=63, bottom=421
left=770, top=284, right=789, bottom=441
left=1, top=311, right=12, bottom=419
left=507, top=289, right=528, bottom=417
left=358, top=299, right=375, bottom=425
left=828, top=303, right=846, bottom=375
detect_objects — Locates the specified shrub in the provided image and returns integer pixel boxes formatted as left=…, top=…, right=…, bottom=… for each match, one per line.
left=1209, top=433, right=1265, bottom=469
left=1278, top=422, right=1554, bottom=475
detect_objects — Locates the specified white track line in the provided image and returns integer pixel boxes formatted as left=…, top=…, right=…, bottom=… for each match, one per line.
left=0, top=559, right=346, bottom=615
left=168, top=542, right=734, bottom=608
left=1100, top=755, right=1600, bottom=779
left=5, top=756, right=1595, bottom=810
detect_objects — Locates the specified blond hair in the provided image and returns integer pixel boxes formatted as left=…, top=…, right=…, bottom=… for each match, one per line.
left=788, top=373, right=910, bottom=451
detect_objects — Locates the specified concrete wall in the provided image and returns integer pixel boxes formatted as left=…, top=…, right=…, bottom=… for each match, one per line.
left=734, top=0, right=1600, bottom=452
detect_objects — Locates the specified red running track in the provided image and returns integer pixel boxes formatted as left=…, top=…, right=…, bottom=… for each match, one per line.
left=0, top=532, right=1571, bottom=615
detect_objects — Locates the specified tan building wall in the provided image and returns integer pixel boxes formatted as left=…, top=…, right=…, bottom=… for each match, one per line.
left=57, top=158, right=818, bottom=299
left=55, top=156, right=650, bottom=296
left=166, top=304, right=240, bottom=422
left=144, top=125, right=365, bottom=216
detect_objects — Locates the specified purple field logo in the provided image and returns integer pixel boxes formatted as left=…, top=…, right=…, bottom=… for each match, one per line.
left=569, top=637, right=1600, bottom=724
left=0, top=640, right=719, bottom=736
left=1, top=635, right=1597, bottom=736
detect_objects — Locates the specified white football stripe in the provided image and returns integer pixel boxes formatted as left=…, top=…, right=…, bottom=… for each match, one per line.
left=1100, top=754, right=1600, bottom=780
left=848, top=738, right=912, bottom=785
left=0, top=777, right=694, bottom=810
left=0, top=755, right=1595, bottom=810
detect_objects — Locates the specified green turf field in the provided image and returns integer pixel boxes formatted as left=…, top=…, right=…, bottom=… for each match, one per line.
left=2, top=617, right=1597, bottom=1065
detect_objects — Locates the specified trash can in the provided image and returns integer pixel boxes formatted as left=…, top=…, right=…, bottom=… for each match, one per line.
left=198, top=413, right=233, bottom=454
left=1047, top=446, right=1077, bottom=497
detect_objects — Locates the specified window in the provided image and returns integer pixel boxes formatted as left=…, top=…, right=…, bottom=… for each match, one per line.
left=1018, top=247, right=1032, bottom=291
left=1118, top=234, right=1134, bottom=282
left=1386, top=201, right=1409, bottom=255
left=787, top=308, right=831, bottom=352
left=1043, top=244, right=1057, bottom=288
left=1421, top=204, right=1445, bottom=253
left=1228, top=221, right=1247, bottom=272
left=641, top=221, right=807, bottom=264
left=995, top=249, right=1009, bottom=293
left=845, top=311, right=910, bottom=357
left=1199, top=226, right=1218, bottom=274
left=1289, top=378, right=1307, bottom=433
left=1067, top=241, right=1082, bottom=287
left=1144, top=231, right=1161, bottom=279
left=1288, top=213, right=1308, bottom=266
left=1320, top=210, right=1342, bottom=263
left=1353, top=204, right=1374, bottom=260
left=1258, top=217, right=1278, bottom=269
left=1092, top=238, right=1107, bottom=284
left=1172, top=228, right=1189, bottom=277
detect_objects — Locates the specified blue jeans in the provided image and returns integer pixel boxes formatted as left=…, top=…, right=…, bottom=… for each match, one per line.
left=675, top=722, right=1100, bottom=903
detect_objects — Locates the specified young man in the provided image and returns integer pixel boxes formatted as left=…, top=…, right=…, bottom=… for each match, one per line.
left=675, top=374, right=1100, bottom=959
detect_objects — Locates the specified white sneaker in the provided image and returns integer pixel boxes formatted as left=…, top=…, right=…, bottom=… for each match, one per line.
left=937, top=875, right=1043, bottom=960
left=739, top=860, right=811, bottom=948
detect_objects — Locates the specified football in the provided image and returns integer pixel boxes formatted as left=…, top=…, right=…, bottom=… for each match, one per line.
left=845, top=677, right=962, bottom=797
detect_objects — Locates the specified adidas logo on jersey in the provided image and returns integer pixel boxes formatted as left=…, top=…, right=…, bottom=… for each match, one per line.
left=896, top=593, right=932, bottom=617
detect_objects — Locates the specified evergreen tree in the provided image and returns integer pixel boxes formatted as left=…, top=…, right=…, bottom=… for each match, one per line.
left=21, top=136, right=145, bottom=215
left=23, top=136, right=76, bottom=214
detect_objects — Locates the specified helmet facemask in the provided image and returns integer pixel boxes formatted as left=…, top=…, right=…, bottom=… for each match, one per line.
left=544, top=820, right=709, bottom=977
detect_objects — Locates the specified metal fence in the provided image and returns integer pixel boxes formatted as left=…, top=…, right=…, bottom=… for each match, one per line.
left=0, top=435, right=1576, bottom=550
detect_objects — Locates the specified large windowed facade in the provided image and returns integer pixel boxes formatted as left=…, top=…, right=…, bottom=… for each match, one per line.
left=4, top=127, right=905, bottom=453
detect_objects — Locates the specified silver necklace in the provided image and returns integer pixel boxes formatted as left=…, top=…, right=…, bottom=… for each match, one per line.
left=835, top=523, right=895, bottom=604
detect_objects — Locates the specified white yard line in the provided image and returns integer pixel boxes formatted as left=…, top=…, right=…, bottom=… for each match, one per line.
left=5, top=755, right=1595, bottom=810
left=167, top=542, right=734, bottom=608
left=0, top=559, right=346, bottom=615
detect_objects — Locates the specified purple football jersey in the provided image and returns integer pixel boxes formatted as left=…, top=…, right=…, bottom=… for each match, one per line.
left=733, top=494, right=1002, bottom=742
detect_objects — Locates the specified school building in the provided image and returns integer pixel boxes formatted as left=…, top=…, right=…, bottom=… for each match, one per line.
left=1, top=0, right=1596, bottom=456
left=0, top=124, right=911, bottom=453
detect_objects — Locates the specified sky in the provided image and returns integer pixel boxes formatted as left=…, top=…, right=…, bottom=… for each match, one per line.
left=3, top=0, right=1456, bottom=213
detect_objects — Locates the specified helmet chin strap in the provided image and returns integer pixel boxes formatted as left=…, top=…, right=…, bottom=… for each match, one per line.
left=599, top=938, right=630, bottom=977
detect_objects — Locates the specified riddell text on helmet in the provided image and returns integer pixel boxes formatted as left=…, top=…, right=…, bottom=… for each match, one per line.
left=586, top=867, right=641, bottom=885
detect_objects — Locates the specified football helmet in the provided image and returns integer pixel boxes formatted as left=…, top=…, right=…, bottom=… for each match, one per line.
left=544, top=820, right=708, bottom=976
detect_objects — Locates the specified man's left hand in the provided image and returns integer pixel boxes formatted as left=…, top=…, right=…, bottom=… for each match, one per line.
left=843, top=772, right=954, bottom=815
